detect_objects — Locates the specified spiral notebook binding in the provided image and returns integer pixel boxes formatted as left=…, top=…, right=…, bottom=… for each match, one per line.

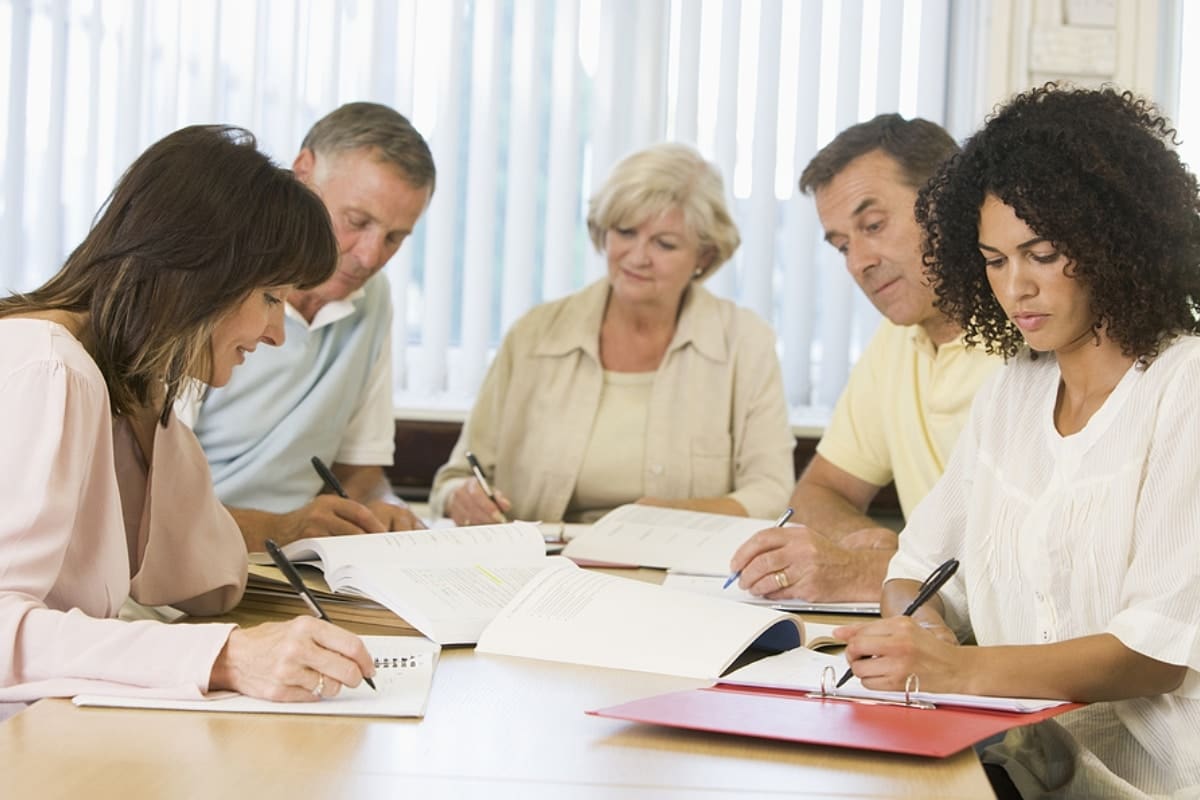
left=373, top=653, right=430, bottom=670
left=803, top=665, right=937, bottom=710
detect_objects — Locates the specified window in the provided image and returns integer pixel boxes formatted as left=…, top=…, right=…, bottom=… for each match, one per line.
left=0, top=0, right=961, bottom=426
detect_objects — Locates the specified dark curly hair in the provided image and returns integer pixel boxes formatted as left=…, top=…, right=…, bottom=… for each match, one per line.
left=916, top=83, right=1200, bottom=363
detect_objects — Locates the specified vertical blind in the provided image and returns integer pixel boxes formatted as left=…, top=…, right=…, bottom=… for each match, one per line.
left=0, top=0, right=955, bottom=424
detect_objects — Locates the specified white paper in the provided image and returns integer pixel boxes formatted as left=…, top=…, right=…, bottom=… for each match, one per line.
left=722, top=647, right=1070, bottom=713
left=476, top=561, right=804, bottom=679
left=661, top=572, right=880, bottom=615
left=560, top=505, right=776, bottom=573
left=73, top=636, right=440, bottom=717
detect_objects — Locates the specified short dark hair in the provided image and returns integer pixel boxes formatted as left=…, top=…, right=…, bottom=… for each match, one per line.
left=799, top=113, right=958, bottom=195
left=917, top=83, right=1200, bottom=364
left=0, top=125, right=338, bottom=423
left=301, top=102, right=436, bottom=191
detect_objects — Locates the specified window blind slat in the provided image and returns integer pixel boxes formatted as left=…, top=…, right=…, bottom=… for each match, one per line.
left=742, top=0, right=782, bottom=320
left=781, top=0, right=824, bottom=408
left=673, top=0, right=702, bottom=144
left=35, top=0, right=69, bottom=278
left=542, top=0, right=581, bottom=304
left=703, top=0, right=741, bottom=301
left=459, top=0, right=503, bottom=396
left=500, top=0, right=540, bottom=333
left=416, top=3, right=465, bottom=397
left=3, top=0, right=31, bottom=288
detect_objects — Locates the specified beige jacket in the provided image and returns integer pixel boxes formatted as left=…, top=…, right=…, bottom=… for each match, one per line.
left=430, top=280, right=795, bottom=521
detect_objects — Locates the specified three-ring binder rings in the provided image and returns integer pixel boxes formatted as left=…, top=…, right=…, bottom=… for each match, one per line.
left=588, top=649, right=1082, bottom=758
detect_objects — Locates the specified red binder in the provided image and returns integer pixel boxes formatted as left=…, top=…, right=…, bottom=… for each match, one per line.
left=588, top=683, right=1082, bottom=758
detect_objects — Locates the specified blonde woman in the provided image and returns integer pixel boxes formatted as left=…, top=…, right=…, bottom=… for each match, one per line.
left=432, top=143, right=794, bottom=524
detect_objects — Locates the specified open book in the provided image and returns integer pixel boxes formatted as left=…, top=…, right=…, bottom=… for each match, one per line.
left=722, top=646, right=1069, bottom=713
left=476, top=560, right=836, bottom=679
left=254, top=522, right=553, bottom=645
left=561, top=505, right=880, bottom=614
left=73, top=636, right=439, bottom=718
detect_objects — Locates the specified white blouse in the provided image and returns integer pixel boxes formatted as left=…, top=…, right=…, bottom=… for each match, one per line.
left=890, top=336, right=1200, bottom=798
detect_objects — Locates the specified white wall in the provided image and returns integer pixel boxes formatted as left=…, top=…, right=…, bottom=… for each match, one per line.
left=978, top=0, right=1176, bottom=122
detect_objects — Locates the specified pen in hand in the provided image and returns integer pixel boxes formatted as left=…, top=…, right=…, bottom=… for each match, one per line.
left=311, top=456, right=350, bottom=499
left=723, top=507, right=794, bottom=590
left=264, top=538, right=376, bottom=691
left=464, top=451, right=512, bottom=523
left=834, top=557, right=959, bottom=689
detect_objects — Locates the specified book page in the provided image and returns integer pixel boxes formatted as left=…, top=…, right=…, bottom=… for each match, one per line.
left=260, top=521, right=546, bottom=575
left=72, top=636, right=440, bottom=717
left=661, top=572, right=880, bottom=616
left=560, top=505, right=775, bottom=574
left=343, top=561, right=558, bottom=645
left=475, top=561, right=804, bottom=679
left=721, top=648, right=1069, bottom=712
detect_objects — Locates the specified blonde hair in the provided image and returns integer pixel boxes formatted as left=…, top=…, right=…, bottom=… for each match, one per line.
left=586, top=143, right=740, bottom=278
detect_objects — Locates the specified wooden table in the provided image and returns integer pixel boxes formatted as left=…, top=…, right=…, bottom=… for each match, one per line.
left=0, top=641, right=991, bottom=798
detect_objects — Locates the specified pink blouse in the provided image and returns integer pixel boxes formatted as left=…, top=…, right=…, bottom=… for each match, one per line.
left=0, top=319, right=247, bottom=701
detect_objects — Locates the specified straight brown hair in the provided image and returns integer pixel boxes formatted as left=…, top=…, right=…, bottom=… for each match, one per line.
left=0, top=125, right=338, bottom=424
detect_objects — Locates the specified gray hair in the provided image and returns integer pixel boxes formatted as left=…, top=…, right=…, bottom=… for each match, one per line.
left=587, top=143, right=741, bottom=277
left=301, top=102, right=436, bottom=190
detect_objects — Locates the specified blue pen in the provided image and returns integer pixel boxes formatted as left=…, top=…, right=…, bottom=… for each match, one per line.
left=723, top=507, right=794, bottom=590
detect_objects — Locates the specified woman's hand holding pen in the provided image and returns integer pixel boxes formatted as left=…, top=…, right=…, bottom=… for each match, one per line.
left=832, top=614, right=964, bottom=693
left=208, top=617, right=376, bottom=702
left=446, top=479, right=512, bottom=526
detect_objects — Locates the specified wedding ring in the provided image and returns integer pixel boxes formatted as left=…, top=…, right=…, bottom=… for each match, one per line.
left=773, top=570, right=789, bottom=590
left=312, top=674, right=325, bottom=697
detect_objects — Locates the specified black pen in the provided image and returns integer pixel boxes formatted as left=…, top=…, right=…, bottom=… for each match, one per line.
left=464, top=450, right=511, bottom=522
left=264, top=538, right=376, bottom=690
left=311, top=456, right=349, bottom=498
left=835, top=557, right=959, bottom=689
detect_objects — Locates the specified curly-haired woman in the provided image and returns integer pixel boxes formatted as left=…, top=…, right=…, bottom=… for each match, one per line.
left=834, top=85, right=1200, bottom=797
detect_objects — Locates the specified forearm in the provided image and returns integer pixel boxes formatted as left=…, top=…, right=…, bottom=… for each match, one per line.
left=959, top=634, right=1187, bottom=702
left=333, top=464, right=393, bottom=504
left=226, top=506, right=286, bottom=552
left=789, top=481, right=887, bottom=540
left=639, top=496, right=748, bottom=517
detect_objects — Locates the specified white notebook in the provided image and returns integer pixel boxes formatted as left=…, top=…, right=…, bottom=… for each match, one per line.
left=722, top=646, right=1069, bottom=713
left=73, top=636, right=440, bottom=718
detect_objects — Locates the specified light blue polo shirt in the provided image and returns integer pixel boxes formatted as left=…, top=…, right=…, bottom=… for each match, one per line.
left=193, top=274, right=394, bottom=512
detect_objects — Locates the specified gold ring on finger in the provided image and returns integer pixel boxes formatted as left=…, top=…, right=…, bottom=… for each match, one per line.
left=773, top=570, right=789, bottom=590
left=312, top=674, right=325, bottom=697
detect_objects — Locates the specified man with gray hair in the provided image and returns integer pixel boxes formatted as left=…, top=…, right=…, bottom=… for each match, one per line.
left=181, top=102, right=435, bottom=549
left=729, top=114, right=1001, bottom=602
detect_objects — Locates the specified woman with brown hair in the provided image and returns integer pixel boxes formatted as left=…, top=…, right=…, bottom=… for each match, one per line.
left=0, top=125, right=375, bottom=704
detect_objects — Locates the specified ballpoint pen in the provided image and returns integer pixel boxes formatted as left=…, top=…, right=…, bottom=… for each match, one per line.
left=464, top=450, right=512, bottom=523
left=264, top=538, right=377, bottom=691
left=311, top=455, right=350, bottom=498
left=723, top=507, right=794, bottom=590
left=834, top=557, right=960, bottom=688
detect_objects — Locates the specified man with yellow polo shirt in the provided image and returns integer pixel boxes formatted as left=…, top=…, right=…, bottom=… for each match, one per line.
left=729, top=114, right=1001, bottom=602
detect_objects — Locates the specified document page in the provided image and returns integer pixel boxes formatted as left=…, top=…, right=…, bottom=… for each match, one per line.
left=73, top=636, right=440, bottom=717
left=264, top=522, right=547, bottom=575
left=476, top=561, right=804, bottom=679
left=560, top=505, right=775, bottom=574
left=661, top=572, right=880, bottom=615
left=722, top=647, right=1070, bottom=712
left=249, top=523, right=557, bottom=645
